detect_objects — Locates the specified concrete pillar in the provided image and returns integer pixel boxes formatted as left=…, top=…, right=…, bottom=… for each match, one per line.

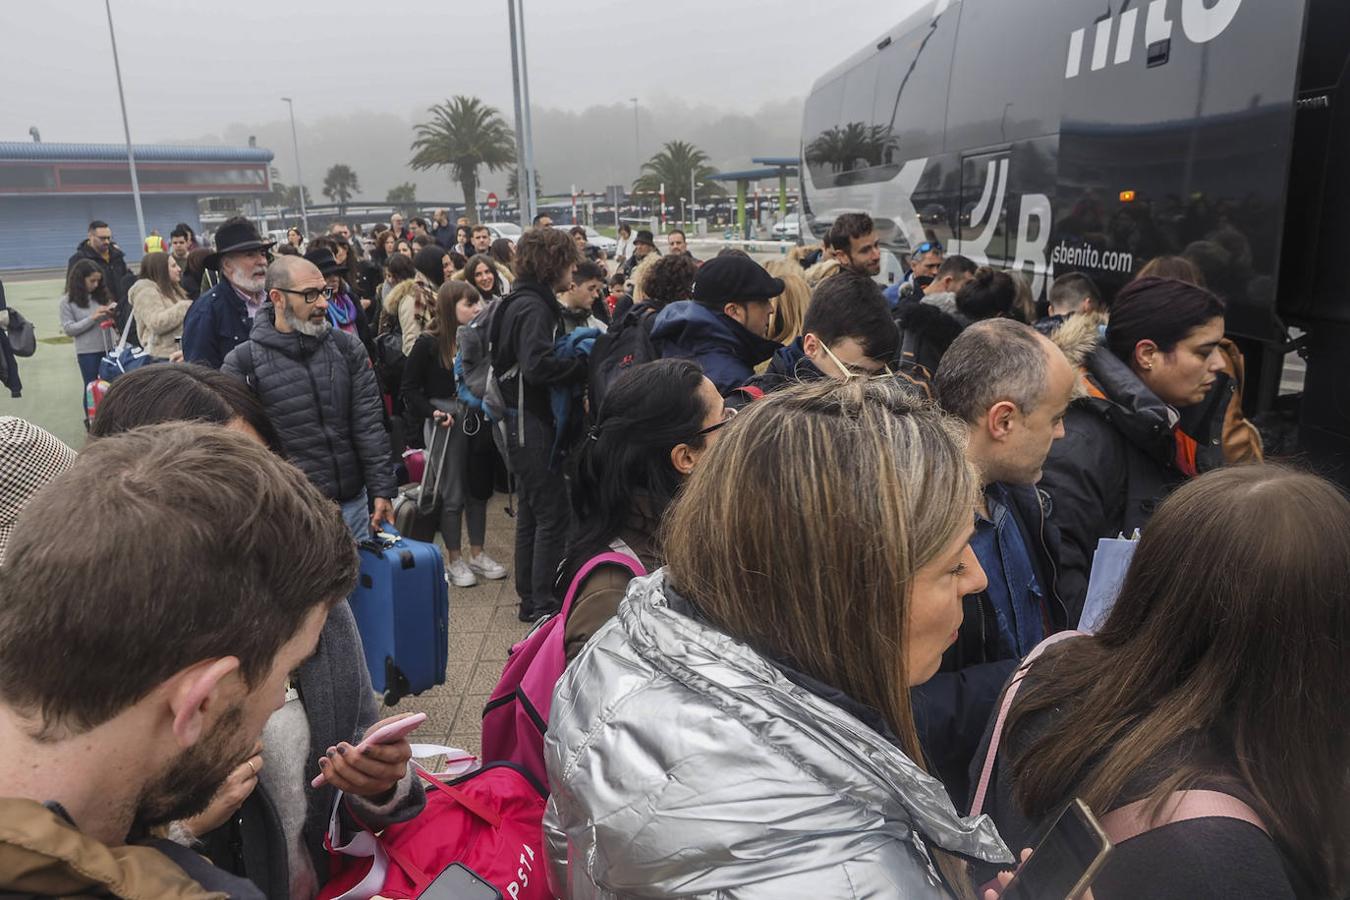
left=736, top=180, right=748, bottom=240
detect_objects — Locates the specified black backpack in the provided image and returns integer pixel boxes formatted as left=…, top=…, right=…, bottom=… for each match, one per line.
left=586, top=304, right=658, bottom=417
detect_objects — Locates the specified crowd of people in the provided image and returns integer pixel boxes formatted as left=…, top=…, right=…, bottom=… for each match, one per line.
left=1, top=207, right=1344, bottom=900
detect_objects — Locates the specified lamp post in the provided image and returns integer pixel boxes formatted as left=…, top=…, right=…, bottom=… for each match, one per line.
left=280, top=97, right=309, bottom=237
left=104, top=0, right=145, bottom=246
left=508, top=0, right=539, bottom=225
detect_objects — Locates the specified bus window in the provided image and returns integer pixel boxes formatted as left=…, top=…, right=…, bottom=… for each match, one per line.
left=871, top=14, right=958, bottom=164
left=803, top=74, right=846, bottom=190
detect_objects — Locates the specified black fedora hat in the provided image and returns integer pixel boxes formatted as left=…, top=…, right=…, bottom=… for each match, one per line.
left=204, top=219, right=275, bottom=269
left=303, top=247, right=344, bottom=277
left=634, top=229, right=656, bottom=247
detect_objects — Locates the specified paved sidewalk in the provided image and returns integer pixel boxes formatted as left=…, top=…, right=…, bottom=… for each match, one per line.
left=378, top=501, right=531, bottom=758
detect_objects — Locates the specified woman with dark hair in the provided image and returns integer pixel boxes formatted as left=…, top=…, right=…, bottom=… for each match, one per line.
left=89, top=362, right=283, bottom=454
left=453, top=224, right=472, bottom=259
left=1041, top=275, right=1228, bottom=618
left=978, top=465, right=1350, bottom=898
left=546, top=379, right=1011, bottom=897
left=181, top=246, right=214, bottom=299
left=129, top=251, right=192, bottom=361
left=59, top=259, right=117, bottom=390
left=895, top=265, right=1017, bottom=377
left=402, top=281, right=505, bottom=587
left=286, top=226, right=304, bottom=250
left=395, top=239, right=414, bottom=259
left=458, top=253, right=502, bottom=302
left=560, top=358, right=725, bottom=661
left=489, top=237, right=516, bottom=277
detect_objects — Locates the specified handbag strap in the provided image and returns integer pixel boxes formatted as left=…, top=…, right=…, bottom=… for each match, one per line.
left=1099, top=789, right=1269, bottom=845
left=114, top=308, right=134, bottom=352
left=560, top=550, right=647, bottom=619
left=414, top=766, right=503, bottom=828
left=970, top=630, right=1085, bottom=816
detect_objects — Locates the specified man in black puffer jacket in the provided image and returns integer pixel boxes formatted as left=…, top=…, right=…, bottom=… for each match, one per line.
left=224, top=256, right=396, bottom=539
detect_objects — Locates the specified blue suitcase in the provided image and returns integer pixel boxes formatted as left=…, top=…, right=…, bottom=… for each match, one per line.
left=349, top=526, right=449, bottom=705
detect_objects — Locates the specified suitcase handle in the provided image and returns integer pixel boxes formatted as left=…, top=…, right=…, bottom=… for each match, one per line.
left=359, top=525, right=402, bottom=553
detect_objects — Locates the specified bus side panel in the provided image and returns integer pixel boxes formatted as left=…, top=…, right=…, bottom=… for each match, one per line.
left=1051, top=0, right=1304, bottom=342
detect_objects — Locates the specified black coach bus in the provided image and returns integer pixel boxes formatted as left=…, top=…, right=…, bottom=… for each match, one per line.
left=800, top=0, right=1350, bottom=480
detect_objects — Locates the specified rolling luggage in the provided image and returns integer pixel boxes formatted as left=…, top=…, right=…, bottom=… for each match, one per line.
left=349, top=526, right=449, bottom=705
left=392, top=485, right=438, bottom=543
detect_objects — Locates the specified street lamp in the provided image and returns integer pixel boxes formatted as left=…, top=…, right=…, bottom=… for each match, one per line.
left=104, top=0, right=146, bottom=246
left=280, top=97, right=309, bottom=237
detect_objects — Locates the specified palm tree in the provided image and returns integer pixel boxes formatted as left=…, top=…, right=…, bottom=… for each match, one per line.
left=322, top=164, right=360, bottom=214
left=386, top=181, right=418, bottom=218
left=632, top=140, right=725, bottom=207
left=506, top=167, right=543, bottom=202
left=409, top=96, right=516, bottom=225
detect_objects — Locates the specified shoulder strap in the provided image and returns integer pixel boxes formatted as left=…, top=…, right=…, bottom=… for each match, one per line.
left=970, top=630, right=1086, bottom=816
left=561, top=551, right=646, bottom=618
left=1100, top=789, right=1269, bottom=845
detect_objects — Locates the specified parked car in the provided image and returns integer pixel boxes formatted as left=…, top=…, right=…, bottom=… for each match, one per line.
left=486, top=222, right=524, bottom=244
left=771, top=214, right=802, bottom=241
left=584, top=227, right=618, bottom=255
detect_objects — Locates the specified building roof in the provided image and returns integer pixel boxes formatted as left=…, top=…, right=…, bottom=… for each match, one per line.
left=709, top=167, right=799, bottom=182
left=0, top=142, right=272, bottom=163
left=751, top=156, right=801, bottom=168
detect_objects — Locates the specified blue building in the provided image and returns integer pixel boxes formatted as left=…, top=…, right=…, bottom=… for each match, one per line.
left=0, top=142, right=272, bottom=270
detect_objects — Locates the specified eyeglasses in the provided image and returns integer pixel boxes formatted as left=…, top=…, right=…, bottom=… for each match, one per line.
left=692, top=405, right=738, bottom=438
left=277, top=286, right=334, bottom=304
left=818, top=338, right=893, bottom=380
left=913, top=240, right=943, bottom=256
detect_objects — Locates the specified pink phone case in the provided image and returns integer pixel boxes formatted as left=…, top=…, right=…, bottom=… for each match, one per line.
left=310, top=713, right=427, bottom=788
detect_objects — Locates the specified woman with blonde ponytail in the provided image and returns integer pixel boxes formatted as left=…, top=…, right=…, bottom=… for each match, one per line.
left=544, top=379, right=1013, bottom=898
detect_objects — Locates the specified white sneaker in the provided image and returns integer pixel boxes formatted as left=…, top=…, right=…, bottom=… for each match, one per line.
left=468, top=552, right=507, bottom=581
left=446, top=558, right=477, bottom=587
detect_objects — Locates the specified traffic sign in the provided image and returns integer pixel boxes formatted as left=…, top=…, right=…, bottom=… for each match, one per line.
left=486, top=192, right=499, bottom=209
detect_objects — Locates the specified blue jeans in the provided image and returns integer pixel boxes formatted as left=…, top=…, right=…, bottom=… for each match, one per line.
left=340, top=489, right=371, bottom=542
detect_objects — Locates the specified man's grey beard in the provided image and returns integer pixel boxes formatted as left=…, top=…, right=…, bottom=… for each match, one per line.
left=282, top=302, right=330, bottom=337
left=221, top=259, right=266, bottom=294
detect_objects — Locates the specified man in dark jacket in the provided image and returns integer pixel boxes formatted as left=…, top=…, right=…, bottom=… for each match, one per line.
left=748, top=271, right=898, bottom=393
left=650, top=254, right=784, bottom=395
left=916, top=318, right=1077, bottom=805
left=67, top=220, right=133, bottom=334
left=621, top=229, right=658, bottom=277
left=223, top=256, right=396, bottom=540
left=490, top=226, right=588, bottom=621
left=182, top=217, right=275, bottom=369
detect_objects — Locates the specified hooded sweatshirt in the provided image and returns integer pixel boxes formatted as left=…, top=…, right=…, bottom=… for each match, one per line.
left=650, top=300, right=782, bottom=395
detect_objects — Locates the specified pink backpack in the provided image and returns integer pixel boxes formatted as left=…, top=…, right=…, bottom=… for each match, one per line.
left=971, top=632, right=1268, bottom=846
left=481, top=549, right=646, bottom=787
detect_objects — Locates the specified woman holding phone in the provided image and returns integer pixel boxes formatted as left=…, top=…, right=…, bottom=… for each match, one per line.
left=977, top=465, right=1350, bottom=898
left=545, top=379, right=1014, bottom=898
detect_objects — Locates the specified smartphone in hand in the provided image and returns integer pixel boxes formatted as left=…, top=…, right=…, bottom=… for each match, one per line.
left=310, top=712, right=427, bottom=788
left=1001, top=798, right=1112, bottom=900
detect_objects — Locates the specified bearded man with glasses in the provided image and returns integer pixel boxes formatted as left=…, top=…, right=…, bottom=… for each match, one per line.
left=224, top=256, right=396, bottom=539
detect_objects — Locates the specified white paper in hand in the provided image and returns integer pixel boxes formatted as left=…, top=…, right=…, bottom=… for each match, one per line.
left=1080, top=536, right=1139, bottom=633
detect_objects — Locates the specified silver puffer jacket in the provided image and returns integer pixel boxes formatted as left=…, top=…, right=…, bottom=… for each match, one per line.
left=544, top=573, right=1013, bottom=898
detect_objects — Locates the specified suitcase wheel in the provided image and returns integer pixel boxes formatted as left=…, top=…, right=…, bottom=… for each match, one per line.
left=383, top=658, right=412, bottom=706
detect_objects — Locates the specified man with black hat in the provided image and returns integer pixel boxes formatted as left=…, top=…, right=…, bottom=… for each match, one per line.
left=620, top=229, right=659, bottom=277
left=650, top=254, right=784, bottom=395
left=182, top=217, right=275, bottom=369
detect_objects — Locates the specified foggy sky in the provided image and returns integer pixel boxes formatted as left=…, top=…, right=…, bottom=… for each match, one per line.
left=0, top=1, right=894, bottom=141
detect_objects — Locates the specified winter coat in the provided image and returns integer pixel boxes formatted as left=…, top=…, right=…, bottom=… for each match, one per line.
left=650, top=300, right=782, bottom=395
left=129, top=279, right=192, bottom=359
left=545, top=572, right=1014, bottom=898
left=489, top=281, right=587, bottom=425
left=0, top=798, right=262, bottom=898
left=744, top=335, right=826, bottom=394
left=197, top=601, right=424, bottom=898
left=382, top=277, right=434, bottom=356
left=222, top=307, right=396, bottom=503
left=1040, top=319, right=1228, bottom=621
left=913, top=482, right=1067, bottom=807
left=182, top=279, right=254, bottom=369
left=0, top=282, right=20, bottom=397
left=894, top=291, right=967, bottom=378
